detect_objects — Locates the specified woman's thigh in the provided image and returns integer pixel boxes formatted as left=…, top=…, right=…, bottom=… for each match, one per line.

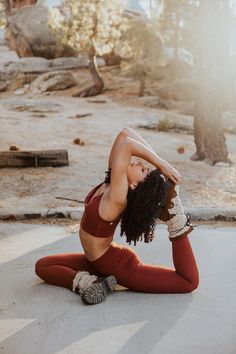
left=91, top=244, right=193, bottom=293
left=35, top=253, right=100, bottom=278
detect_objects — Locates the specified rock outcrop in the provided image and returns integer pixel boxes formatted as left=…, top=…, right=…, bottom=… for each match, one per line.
left=0, top=54, right=105, bottom=92
left=5, top=5, right=77, bottom=59
left=29, top=71, right=76, bottom=94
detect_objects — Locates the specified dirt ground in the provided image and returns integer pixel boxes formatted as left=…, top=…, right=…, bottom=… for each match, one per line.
left=0, top=48, right=236, bottom=215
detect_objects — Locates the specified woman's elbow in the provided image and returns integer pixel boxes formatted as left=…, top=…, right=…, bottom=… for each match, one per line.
left=121, top=127, right=132, bottom=137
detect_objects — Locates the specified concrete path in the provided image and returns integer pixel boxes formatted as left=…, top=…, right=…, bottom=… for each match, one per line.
left=0, top=222, right=235, bottom=354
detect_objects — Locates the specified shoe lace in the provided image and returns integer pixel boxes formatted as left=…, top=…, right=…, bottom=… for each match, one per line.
left=169, top=213, right=198, bottom=235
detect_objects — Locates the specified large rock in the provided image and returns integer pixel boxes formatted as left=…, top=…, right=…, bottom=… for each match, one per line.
left=0, top=55, right=105, bottom=92
left=29, top=71, right=76, bottom=94
left=0, top=71, right=34, bottom=92
left=5, top=5, right=77, bottom=59
left=2, top=57, right=90, bottom=73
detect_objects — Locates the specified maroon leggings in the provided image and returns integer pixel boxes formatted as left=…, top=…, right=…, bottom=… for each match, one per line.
left=35, top=236, right=199, bottom=293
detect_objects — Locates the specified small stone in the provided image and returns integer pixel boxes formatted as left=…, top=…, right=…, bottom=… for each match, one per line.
left=14, top=88, right=27, bottom=95
left=73, top=138, right=85, bottom=146
left=9, top=145, right=20, bottom=151
left=177, top=146, right=185, bottom=154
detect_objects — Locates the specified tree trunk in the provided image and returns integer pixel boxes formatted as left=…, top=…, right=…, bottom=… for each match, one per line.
left=73, top=46, right=105, bottom=97
left=173, top=7, right=180, bottom=78
left=191, top=0, right=230, bottom=164
left=4, top=0, right=11, bottom=16
left=192, top=82, right=229, bottom=164
left=139, top=78, right=146, bottom=97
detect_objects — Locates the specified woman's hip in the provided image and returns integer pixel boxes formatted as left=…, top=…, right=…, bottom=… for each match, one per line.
left=89, top=242, right=140, bottom=277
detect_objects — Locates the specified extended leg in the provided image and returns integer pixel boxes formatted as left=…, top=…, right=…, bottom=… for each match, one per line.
left=120, top=237, right=199, bottom=293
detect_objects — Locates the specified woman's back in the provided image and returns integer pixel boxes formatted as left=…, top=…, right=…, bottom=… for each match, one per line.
left=79, top=182, right=123, bottom=261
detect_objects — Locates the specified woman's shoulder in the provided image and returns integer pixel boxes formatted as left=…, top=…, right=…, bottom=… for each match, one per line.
left=84, top=182, right=104, bottom=204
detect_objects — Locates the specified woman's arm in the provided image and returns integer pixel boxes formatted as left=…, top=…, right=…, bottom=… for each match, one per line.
left=108, top=127, right=155, bottom=170
left=109, top=136, right=182, bottom=206
left=123, top=137, right=182, bottom=184
left=121, top=127, right=156, bottom=154
left=108, top=127, right=182, bottom=185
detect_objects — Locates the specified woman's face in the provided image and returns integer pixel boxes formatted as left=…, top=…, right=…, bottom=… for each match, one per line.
left=127, top=159, right=150, bottom=188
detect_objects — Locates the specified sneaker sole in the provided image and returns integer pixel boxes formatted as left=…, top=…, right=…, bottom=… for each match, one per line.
left=81, top=275, right=117, bottom=305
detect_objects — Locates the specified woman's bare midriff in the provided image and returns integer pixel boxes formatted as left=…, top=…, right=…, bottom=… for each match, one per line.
left=79, top=225, right=114, bottom=262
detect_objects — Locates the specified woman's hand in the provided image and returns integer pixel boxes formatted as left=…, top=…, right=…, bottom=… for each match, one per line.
left=157, top=160, right=182, bottom=184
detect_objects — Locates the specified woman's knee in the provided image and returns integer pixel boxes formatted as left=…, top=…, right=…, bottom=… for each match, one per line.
left=35, top=256, right=50, bottom=277
left=184, top=273, right=199, bottom=293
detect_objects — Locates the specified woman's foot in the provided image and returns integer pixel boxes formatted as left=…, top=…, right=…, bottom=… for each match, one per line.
left=158, top=180, right=194, bottom=241
left=72, top=271, right=117, bottom=305
left=81, top=275, right=117, bottom=305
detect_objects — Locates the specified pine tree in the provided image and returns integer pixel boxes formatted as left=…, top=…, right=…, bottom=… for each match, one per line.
left=49, top=0, right=127, bottom=97
left=0, top=0, right=9, bottom=25
left=154, top=0, right=197, bottom=77
left=120, top=16, right=162, bottom=96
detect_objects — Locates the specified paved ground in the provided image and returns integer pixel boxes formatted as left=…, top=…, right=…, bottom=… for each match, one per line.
left=0, top=222, right=235, bottom=354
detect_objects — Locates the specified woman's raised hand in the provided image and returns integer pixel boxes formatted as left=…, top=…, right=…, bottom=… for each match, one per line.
left=158, top=160, right=182, bottom=185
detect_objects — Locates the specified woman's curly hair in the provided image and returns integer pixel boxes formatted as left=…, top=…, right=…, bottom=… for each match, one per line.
left=104, top=168, right=170, bottom=246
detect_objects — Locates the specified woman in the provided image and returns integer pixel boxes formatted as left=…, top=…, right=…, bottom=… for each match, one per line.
left=35, top=127, right=199, bottom=304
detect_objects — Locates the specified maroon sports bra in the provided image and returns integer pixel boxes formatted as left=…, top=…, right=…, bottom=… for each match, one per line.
left=80, top=182, right=121, bottom=237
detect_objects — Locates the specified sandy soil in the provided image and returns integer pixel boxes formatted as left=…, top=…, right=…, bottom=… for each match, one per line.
left=0, top=49, right=236, bottom=214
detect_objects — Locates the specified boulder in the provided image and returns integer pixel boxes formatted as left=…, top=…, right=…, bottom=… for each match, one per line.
left=5, top=5, right=77, bottom=59
left=0, top=71, right=34, bottom=91
left=29, top=71, right=76, bottom=94
left=3, top=56, right=90, bottom=73
left=0, top=55, right=103, bottom=92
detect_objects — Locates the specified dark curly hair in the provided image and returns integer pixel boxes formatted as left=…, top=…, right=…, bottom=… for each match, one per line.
left=104, top=168, right=170, bottom=246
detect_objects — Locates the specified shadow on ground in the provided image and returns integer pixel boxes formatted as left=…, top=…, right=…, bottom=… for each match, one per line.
left=0, top=222, right=235, bottom=354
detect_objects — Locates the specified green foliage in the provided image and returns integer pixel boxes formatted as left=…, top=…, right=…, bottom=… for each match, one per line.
left=157, top=116, right=175, bottom=131
left=0, top=1, right=6, bottom=28
left=154, top=0, right=198, bottom=50
left=121, top=17, right=163, bottom=82
left=0, top=20, right=6, bottom=28
left=48, top=0, right=127, bottom=55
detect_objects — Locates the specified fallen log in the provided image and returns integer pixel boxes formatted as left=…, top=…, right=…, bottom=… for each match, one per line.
left=0, top=150, right=69, bottom=168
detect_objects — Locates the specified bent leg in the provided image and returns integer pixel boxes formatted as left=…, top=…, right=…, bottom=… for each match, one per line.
left=124, top=237, right=199, bottom=293
left=92, top=238, right=199, bottom=293
left=35, top=253, right=99, bottom=290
